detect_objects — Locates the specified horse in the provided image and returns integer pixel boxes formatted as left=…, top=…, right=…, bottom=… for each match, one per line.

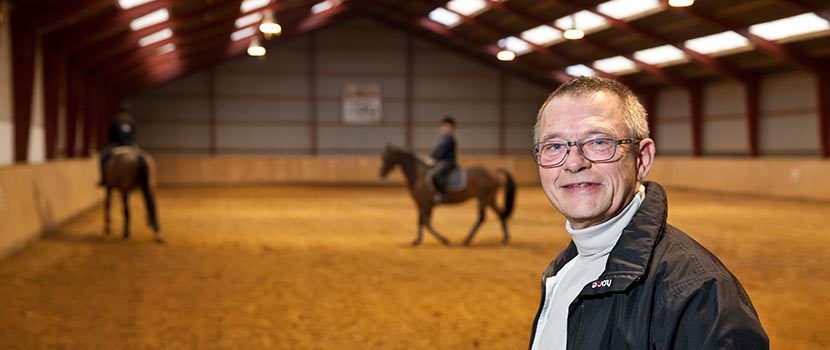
left=102, top=146, right=162, bottom=242
left=379, top=145, right=515, bottom=246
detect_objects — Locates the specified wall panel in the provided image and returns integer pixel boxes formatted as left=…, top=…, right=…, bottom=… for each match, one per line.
left=0, top=0, right=11, bottom=165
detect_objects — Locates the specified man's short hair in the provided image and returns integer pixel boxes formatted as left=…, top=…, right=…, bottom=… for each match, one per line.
left=533, top=76, right=649, bottom=143
left=441, top=116, right=456, bottom=127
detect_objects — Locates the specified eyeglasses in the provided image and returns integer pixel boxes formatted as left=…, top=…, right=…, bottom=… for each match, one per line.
left=530, top=136, right=636, bottom=167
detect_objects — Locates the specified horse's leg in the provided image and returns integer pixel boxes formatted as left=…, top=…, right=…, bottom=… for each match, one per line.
left=140, top=176, right=162, bottom=243
left=490, top=201, right=509, bottom=245
left=413, top=209, right=425, bottom=246
left=463, top=200, right=486, bottom=246
left=121, top=191, right=130, bottom=241
left=104, top=187, right=112, bottom=235
left=423, top=205, right=449, bottom=245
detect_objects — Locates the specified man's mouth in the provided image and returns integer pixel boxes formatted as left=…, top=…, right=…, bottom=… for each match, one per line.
left=561, top=182, right=600, bottom=189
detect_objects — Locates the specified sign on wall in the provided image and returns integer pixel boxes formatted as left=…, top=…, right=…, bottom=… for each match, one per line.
left=342, top=84, right=382, bottom=125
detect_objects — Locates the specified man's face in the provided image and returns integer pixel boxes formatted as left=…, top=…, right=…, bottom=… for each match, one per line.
left=440, top=123, right=453, bottom=135
left=536, top=91, right=644, bottom=229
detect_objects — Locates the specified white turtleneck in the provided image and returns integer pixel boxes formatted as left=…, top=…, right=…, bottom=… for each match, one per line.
left=532, top=185, right=645, bottom=350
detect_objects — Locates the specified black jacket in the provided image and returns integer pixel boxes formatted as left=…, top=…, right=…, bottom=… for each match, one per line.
left=430, top=134, right=457, bottom=166
left=109, top=119, right=136, bottom=146
left=529, top=181, right=768, bottom=349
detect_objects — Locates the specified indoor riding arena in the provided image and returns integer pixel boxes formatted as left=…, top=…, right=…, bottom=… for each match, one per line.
left=2, top=1, right=829, bottom=349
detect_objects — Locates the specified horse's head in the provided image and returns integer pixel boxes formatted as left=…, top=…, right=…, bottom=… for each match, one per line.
left=380, top=144, right=399, bottom=178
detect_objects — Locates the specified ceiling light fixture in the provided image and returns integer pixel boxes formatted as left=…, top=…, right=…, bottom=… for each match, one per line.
left=247, top=37, right=266, bottom=56
left=496, top=39, right=516, bottom=61
left=259, top=10, right=282, bottom=38
left=668, top=0, right=694, bottom=7
left=563, top=15, right=584, bottom=40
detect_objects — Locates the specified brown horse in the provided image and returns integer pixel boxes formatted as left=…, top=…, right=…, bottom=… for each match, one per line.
left=103, top=146, right=161, bottom=242
left=379, top=145, right=515, bottom=246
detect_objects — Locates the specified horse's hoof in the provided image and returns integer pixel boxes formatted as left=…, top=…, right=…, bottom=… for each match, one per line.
left=501, top=239, right=509, bottom=245
left=154, top=237, right=164, bottom=244
left=411, top=240, right=421, bottom=246
left=463, top=240, right=471, bottom=246
left=440, top=239, right=450, bottom=246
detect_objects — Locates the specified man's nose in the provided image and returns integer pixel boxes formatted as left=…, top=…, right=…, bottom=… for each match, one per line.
left=563, top=145, right=591, bottom=172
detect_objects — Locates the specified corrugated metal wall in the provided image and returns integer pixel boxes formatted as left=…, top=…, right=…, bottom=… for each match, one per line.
left=131, top=17, right=547, bottom=157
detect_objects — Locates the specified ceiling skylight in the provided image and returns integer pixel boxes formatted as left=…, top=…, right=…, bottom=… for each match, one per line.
left=311, top=1, right=334, bottom=14
left=684, top=31, right=750, bottom=54
left=748, top=12, right=830, bottom=41
left=156, top=42, right=176, bottom=55
left=499, top=36, right=532, bottom=55
left=117, top=0, right=154, bottom=10
left=138, top=28, right=172, bottom=47
left=596, top=0, right=660, bottom=20
left=446, top=0, right=487, bottom=16
left=554, top=10, right=607, bottom=32
left=633, top=45, right=686, bottom=65
left=566, top=64, right=595, bottom=77
left=235, top=12, right=264, bottom=28
left=593, top=56, right=637, bottom=74
left=240, top=0, right=271, bottom=13
left=230, top=27, right=258, bottom=41
left=521, top=25, right=563, bottom=46
left=130, top=8, right=169, bottom=31
left=429, top=7, right=461, bottom=27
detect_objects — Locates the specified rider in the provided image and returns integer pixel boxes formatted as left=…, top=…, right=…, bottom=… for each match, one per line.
left=428, top=116, right=458, bottom=203
left=98, top=103, right=137, bottom=186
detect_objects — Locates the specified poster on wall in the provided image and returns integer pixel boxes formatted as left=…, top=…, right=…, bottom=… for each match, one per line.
left=342, top=84, right=382, bottom=125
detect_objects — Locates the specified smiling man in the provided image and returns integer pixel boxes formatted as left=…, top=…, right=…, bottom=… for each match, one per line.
left=528, top=77, right=768, bottom=349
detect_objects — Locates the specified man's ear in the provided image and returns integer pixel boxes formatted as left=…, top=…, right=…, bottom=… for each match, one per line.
left=636, top=138, right=656, bottom=181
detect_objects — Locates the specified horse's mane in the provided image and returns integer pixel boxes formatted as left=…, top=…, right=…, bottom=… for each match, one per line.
left=389, top=146, right=426, bottom=167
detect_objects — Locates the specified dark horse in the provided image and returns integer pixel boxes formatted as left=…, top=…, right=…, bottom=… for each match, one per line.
left=102, top=146, right=161, bottom=242
left=379, top=145, right=515, bottom=246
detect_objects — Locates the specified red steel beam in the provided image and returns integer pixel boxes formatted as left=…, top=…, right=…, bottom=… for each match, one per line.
left=689, top=84, right=703, bottom=157
left=642, top=88, right=658, bottom=146
left=369, top=11, right=558, bottom=90
left=558, top=0, right=753, bottom=83
left=405, top=32, right=414, bottom=150
left=660, top=0, right=824, bottom=73
left=420, top=0, right=619, bottom=80
left=309, top=31, right=318, bottom=156
left=484, top=0, right=693, bottom=88
left=745, top=76, right=760, bottom=157
left=498, top=70, right=507, bottom=155
left=818, top=72, right=830, bottom=157
left=777, top=0, right=830, bottom=22
left=10, top=11, right=35, bottom=162
left=43, top=40, right=60, bottom=159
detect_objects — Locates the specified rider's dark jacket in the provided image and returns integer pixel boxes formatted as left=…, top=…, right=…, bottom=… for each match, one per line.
left=430, top=134, right=457, bottom=167
left=528, top=181, right=768, bottom=350
left=109, top=119, right=136, bottom=146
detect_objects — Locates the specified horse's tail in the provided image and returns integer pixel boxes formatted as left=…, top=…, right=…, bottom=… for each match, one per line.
left=138, top=154, right=159, bottom=233
left=498, top=168, right=516, bottom=220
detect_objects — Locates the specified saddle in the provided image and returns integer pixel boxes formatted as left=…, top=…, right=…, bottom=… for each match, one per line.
left=426, top=167, right=468, bottom=193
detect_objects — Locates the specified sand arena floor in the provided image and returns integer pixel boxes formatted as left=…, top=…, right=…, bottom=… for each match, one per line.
left=0, top=185, right=828, bottom=349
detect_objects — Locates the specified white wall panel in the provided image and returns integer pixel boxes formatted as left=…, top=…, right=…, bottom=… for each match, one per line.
left=217, top=125, right=309, bottom=149
left=413, top=102, right=499, bottom=123
left=317, top=52, right=405, bottom=74
left=703, top=119, right=748, bottom=154
left=217, top=99, right=308, bottom=122
left=760, top=113, right=818, bottom=154
left=143, top=71, right=210, bottom=96
left=141, top=124, right=210, bottom=149
left=656, top=122, right=692, bottom=155
left=413, top=77, right=498, bottom=99
left=215, top=73, right=308, bottom=97
left=317, top=126, right=405, bottom=152
left=316, top=76, right=406, bottom=98
left=132, top=96, right=210, bottom=121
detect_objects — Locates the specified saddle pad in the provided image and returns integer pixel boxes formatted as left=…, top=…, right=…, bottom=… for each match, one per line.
left=427, top=168, right=468, bottom=192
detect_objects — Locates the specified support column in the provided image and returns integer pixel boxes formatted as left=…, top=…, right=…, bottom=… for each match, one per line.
left=65, top=68, right=80, bottom=157
left=208, top=67, right=217, bottom=155
left=744, top=77, right=760, bottom=157
left=688, top=84, right=703, bottom=157
left=10, top=15, right=34, bottom=162
left=498, top=70, right=507, bottom=155
left=405, top=32, right=414, bottom=150
left=817, top=71, right=830, bottom=157
left=43, top=40, right=60, bottom=159
left=309, top=33, right=318, bottom=156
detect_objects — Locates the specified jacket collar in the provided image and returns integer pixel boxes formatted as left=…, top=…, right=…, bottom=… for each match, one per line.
left=543, top=181, right=668, bottom=296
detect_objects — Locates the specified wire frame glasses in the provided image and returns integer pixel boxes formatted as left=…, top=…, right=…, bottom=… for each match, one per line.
left=530, top=136, right=636, bottom=167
